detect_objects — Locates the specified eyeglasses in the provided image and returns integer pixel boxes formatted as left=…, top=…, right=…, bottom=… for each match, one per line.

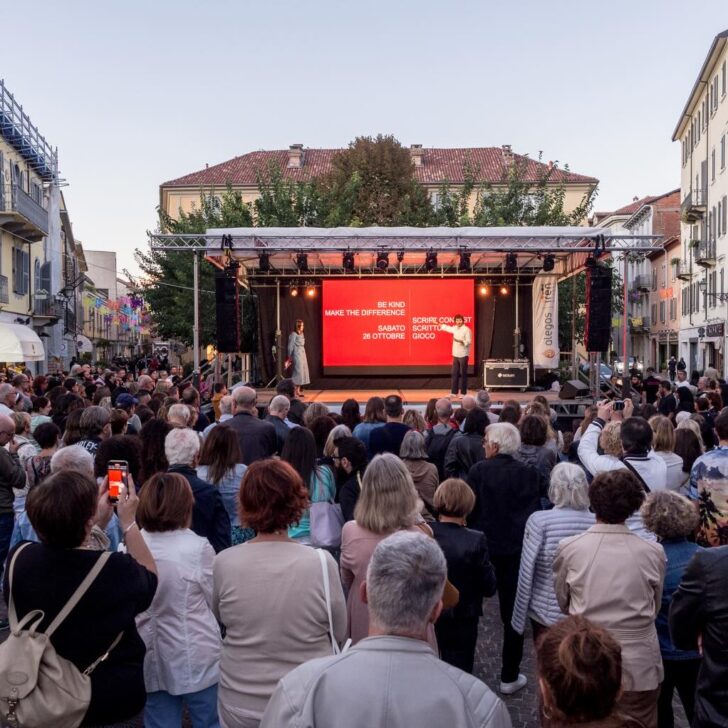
left=0, top=430, right=15, bottom=437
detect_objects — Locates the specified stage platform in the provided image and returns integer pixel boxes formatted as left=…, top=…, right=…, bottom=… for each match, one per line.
left=254, top=388, right=593, bottom=412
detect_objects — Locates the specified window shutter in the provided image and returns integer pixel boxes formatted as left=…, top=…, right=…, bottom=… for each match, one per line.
left=723, top=196, right=727, bottom=234
left=40, top=261, right=51, bottom=293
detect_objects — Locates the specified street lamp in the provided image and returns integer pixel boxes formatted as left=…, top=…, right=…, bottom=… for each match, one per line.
left=698, top=279, right=728, bottom=302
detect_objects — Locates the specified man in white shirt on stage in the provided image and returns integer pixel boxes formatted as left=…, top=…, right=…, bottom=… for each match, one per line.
left=439, top=314, right=472, bottom=399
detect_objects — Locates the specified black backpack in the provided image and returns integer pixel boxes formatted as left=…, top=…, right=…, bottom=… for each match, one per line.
left=425, top=427, right=458, bottom=481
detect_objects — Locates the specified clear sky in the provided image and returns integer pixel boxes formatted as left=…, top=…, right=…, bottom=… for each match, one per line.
left=3, top=1, right=727, bottom=275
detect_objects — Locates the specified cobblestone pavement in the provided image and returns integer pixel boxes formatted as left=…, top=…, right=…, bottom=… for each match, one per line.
left=475, top=595, right=688, bottom=728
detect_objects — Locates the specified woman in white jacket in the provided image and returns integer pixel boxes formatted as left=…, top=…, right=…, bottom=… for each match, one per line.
left=511, top=463, right=594, bottom=639
left=136, top=472, right=222, bottom=728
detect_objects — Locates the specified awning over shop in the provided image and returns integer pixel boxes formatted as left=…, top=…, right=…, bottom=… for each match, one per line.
left=75, top=334, right=93, bottom=354
left=0, top=323, right=46, bottom=362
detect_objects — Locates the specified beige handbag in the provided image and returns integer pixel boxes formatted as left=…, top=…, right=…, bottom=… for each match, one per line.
left=0, top=544, right=122, bottom=728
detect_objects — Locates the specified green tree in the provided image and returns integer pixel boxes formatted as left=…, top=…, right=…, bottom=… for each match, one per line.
left=133, top=185, right=253, bottom=345
left=254, top=163, right=326, bottom=227
left=321, top=135, right=433, bottom=226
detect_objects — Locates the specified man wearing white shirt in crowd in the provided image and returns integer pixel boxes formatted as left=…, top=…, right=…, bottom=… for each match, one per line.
left=675, top=370, right=697, bottom=395
left=0, top=384, right=16, bottom=417
left=439, top=314, right=472, bottom=399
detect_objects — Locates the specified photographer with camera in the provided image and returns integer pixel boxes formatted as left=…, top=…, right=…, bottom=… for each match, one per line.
left=577, top=398, right=667, bottom=492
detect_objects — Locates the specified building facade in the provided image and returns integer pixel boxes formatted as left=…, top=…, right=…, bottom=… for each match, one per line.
left=160, top=144, right=598, bottom=223
left=673, top=30, right=728, bottom=376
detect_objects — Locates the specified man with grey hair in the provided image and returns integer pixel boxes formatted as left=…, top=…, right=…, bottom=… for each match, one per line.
left=261, top=531, right=511, bottom=728
left=466, top=422, right=546, bottom=696
left=224, top=386, right=276, bottom=465
left=50, top=444, right=95, bottom=478
left=475, top=389, right=499, bottom=424
left=165, top=428, right=231, bottom=553
left=77, top=405, right=111, bottom=455
left=265, top=394, right=291, bottom=454
left=426, top=398, right=458, bottom=480
left=202, top=394, right=234, bottom=439
left=0, top=383, right=17, bottom=417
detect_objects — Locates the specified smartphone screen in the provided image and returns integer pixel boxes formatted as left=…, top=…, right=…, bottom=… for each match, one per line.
left=108, top=460, right=129, bottom=502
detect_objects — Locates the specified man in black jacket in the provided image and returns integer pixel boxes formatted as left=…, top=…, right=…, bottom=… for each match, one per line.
left=369, top=395, right=410, bottom=457
left=224, top=386, right=277, bottom=466
left=164, top=428, right=231, bottom=553
left=276, top=378, right=307, bottom=426
left=466, top=421, right=546, bottom=696
left=669, top=546, right=728, bottom=727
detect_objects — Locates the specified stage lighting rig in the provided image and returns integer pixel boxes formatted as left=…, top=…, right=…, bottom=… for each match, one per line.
left=306, top=283, right=317, bottom=298
left=289, top=283, right=300, bottom=297
left=259, top=252, right=272, bottom=272
left=458, top=250, right=472, bottom=273
left=396, top=250, right=405, bottom=263
left=296, top=252, right=309, bottom=272
left=343, top=251, right=356, bottom=272
left=542, top=254, right=555, bottom=272
left=478, top=281, right=490, bottom=296
left=425, top=250, right=438, bottom=272
left=499, top=283, right=509, bottom=295
left=376, top=251, right=389, bottom=270
left=504, top=253, right=518, bottom=273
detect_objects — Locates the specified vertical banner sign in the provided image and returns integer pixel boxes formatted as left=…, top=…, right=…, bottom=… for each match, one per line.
left=532, top=274, right=559, bottom=368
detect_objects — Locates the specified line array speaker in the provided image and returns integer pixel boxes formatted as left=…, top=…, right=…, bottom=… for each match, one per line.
left=215, top=270, right=241, bottom=353
left=585, top=265, right=613, bottom=353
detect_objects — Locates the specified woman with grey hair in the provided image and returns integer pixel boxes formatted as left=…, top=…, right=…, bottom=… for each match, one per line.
left=511, top=462, right=594, bottom=640
left=399, top=430, right=439, bottom=519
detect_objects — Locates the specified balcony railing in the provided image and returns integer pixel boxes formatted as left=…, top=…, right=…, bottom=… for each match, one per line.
left=0, top=184, right=49, bottom=241
left=32, top=297, right=65, bottom=319
left=0, top=276, right=8, bottom=305
left=681, top=187, right=707, bottom=222
left=673, top=259, right=693, bottom=280
left=696, top=240, right=717, bottom=268
left=629, top=316, right=651, bottom=333
left=632, top=274, right=651, bottom=292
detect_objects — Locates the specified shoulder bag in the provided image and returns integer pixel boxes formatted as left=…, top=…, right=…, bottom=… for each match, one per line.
left=0, top=544, right=123, bottom=728
left=316, top=548, right=350, bottom=655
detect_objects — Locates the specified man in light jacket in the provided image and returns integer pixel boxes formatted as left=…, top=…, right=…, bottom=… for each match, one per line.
left=261, top=531, right=512, bottom=728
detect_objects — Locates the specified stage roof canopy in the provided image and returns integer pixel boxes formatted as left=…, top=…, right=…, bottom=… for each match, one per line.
left=149, top=226, right=665, bottom=277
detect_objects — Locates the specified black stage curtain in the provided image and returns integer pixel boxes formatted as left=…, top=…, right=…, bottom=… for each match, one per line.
left=251, top=282, right=532, bottom=390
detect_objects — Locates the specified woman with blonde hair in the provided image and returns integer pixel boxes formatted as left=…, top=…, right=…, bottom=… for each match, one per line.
left=323, top=424, right=352, bottom=459
left=676, top=417, right=705, bottom=452
left=340, top=453, right=428, bottom=645
left=648, top=415, right=684, bottom=491
left=403, top=409, right=427, bottom=433
left=303, top=401, right=329, bottom=429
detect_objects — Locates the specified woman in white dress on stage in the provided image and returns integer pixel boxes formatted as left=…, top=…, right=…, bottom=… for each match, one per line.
left=287, top=319, right=310, bottom=398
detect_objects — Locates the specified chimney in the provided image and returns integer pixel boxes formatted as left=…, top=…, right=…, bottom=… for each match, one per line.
left=288, top=144, right=304, bottom=169
left=633, top=196, right=639, bottom=202
left=410, top=144, right=423, bottom=167
left=501, top=144, right=513, bottom=166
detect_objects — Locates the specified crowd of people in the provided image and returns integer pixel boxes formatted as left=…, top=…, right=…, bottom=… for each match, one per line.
left=0, top=362, right=726, bottom=727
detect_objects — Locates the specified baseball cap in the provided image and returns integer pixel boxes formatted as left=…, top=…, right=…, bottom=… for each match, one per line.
left=116, top=393, right=139, bottom=408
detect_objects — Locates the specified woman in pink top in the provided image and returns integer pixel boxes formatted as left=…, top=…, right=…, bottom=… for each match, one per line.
left=340, top=453, right=434, bottom=646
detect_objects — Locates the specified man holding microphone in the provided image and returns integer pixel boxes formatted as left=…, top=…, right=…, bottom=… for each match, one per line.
left=440, top=314, right=472, bottom=399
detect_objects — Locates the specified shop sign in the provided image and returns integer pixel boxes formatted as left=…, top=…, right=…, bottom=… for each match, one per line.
left=706, top=322, right=725, bottom=338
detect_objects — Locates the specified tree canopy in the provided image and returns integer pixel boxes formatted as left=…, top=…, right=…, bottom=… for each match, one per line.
left=135, top=136, right=599, bottom=346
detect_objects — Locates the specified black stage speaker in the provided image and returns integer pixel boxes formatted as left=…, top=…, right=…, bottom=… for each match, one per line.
left=585, top=265, right=612, bottom=352
left=215, top=270, right=241, bottom=353
left=560, top=379, right=590, bottom=399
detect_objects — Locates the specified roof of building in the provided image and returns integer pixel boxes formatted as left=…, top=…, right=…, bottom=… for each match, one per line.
left=593, top=189, right=680, bottom=225
left=672, top=29, right=728, bottom=140
left=162, top=146, right=598, bottom=188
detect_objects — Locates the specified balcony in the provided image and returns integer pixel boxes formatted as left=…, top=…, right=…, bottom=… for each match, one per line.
left=673, top=259, right=693, bottom=281
left=629, top=316, right=651, bottom=334
left=632, top=274, right=651, bottom=292
left=681, top=188, right=707, bottom=223
left=0, top=184, right=49, bottom=242
left=695, top=240, right=717, bottom=268
left=0, top=276, right=8, bottom=305
left=32, top=296, right=65, bottom=320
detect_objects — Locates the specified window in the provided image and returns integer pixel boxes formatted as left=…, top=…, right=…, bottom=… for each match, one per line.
left=723, top=60, right=727, bottom=96
left=670, top=298, right=677, bottom=321
left=651, top=303, right=657, bottom=323
left=12, top=248, right=29, bottom=295
left=652, top=269, right=658, bottom=291
left=712, top=149, right=716, bottom=181
left=722, top=135, right=726, bottom=170
left=30, top=183, right=41, bottom=205
left=723, top=195, right=728, bottom=234
left=720, top=200, right=724, bottom=237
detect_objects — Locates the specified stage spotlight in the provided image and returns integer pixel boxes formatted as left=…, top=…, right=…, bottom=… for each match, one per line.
left=289, top=284, right=300, bottom=297
left=259, top=252, right=271, bottom=272
left=425, top=250, right=438, bottom=272
left=478, top=282, right=490, bottom=297
left=343, top=251, right=356, bottom=272
left=504, top=253, right=518, bottom=273
left=296, top=252, right=309, bottom=272
left=499, top=284, right=509, bottom=295
left=458, top=251, right=471, bottom=273
left=376, top=251, right=389, bottom=270
left=306, top=284, right=316, bottom=298
left=396, top=250, right=405, bottom=263
left=542, top=254, right=555, bottom=272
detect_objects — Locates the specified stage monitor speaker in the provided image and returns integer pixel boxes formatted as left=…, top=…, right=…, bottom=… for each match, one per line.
left=560, top=379, right=590, bottom=399
left=585, top=265, right=613, bottom=352
left=215, top=270, right=241, bottom=353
